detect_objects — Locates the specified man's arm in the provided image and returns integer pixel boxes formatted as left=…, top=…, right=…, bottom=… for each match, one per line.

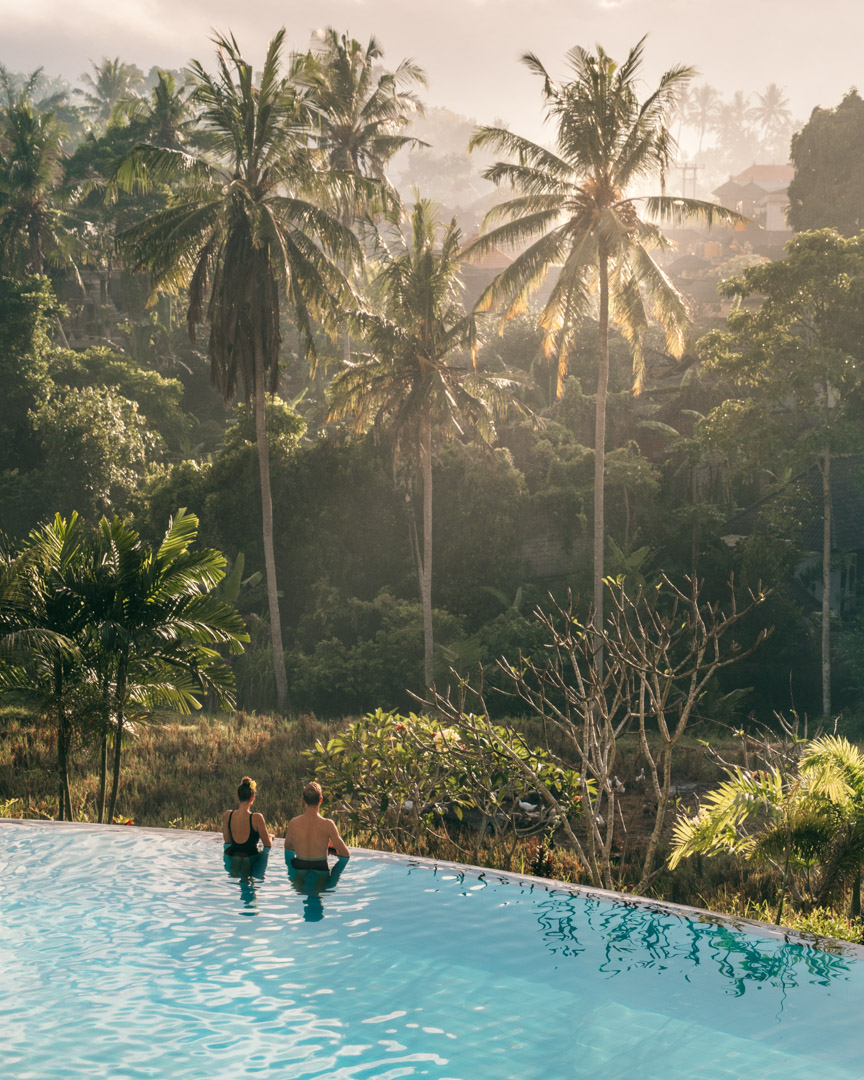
left=326, top=818, right=350, bottom=857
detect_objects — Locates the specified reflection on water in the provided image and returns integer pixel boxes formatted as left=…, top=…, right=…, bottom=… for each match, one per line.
left=4, top=825, right=862, bottom=1080
left=284, top=851, right=349, bottom=922
left=533, top=889, right=853, bottom=998
left=222, top=847, right=269, bottom=913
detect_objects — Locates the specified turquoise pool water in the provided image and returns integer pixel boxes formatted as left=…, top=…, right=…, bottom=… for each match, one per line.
left=1, top=821, right=862, bottom=1080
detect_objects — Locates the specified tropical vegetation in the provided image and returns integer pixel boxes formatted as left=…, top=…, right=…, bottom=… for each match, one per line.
left=2, top=27, right=864, bottom=940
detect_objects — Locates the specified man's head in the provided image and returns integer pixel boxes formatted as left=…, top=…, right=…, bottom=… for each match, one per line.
left=302, top=780, right=323, bottom=806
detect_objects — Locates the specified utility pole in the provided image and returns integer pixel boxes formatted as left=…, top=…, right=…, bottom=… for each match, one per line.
left=670, top=162, right=704, bottom=199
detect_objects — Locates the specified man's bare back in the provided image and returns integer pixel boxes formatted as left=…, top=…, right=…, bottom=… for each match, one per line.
left=285, top=781, right=350, bottom=861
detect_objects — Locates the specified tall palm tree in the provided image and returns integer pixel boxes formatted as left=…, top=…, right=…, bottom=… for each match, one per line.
left=117, top=31, right=359, bottom=712
left=749, top=83, right=792, bottom=140
left=0, top=75, right=83, bottom=275
left=712, top=90, right=753, bottom=156
left=76, top=57, right=144, bottom=127
left=295, top=29, right=427, bottom=358
left=329, top=199, right=512, bottom=687
left=467, top=38, right=740, bottom=662
left=686, top=84, right=719, bottom=153
left=299, top=29, right=426, bottom=192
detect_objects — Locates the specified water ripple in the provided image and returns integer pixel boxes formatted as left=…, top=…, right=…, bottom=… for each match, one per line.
left=1, top=822, right=862, bottom=1080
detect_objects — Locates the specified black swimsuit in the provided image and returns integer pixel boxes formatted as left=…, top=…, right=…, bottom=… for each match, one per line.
left=291, top=856, right=330, bottom=872
left=225, top=810, right=261, bottom=857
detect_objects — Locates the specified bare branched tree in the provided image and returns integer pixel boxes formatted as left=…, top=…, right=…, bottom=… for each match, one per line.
left=424, top=575, right=770, bottom=894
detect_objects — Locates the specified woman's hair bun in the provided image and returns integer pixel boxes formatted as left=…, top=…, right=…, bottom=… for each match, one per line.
left=237, top=776, right=257, bottom=799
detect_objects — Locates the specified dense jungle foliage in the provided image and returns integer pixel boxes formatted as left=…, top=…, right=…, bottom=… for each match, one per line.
left=3, top=32, right=864, bottom=935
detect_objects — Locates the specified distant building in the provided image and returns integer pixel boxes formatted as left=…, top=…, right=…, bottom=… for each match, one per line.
left=713, top=164, right=794, bottom=233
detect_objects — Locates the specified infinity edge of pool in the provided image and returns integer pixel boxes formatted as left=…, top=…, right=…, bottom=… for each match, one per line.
left=4, top=815, right=862, bottom=961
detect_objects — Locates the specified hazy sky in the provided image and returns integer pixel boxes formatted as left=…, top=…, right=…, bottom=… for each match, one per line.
left=1, top=0, right=860, bottom=134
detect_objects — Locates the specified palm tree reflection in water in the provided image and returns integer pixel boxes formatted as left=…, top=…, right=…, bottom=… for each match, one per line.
left=534, top=892, right=853, bottom=1002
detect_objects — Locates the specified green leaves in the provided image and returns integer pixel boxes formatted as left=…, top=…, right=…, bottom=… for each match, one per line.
left=306, top=707, right=585, bottom=850
left=0, top=510, right=249, bottom=807
left=669, top=736, right=864, bottom=906
left=116, top=30, right=362, bottom=398
left=467, top=40, right=745, bottom=397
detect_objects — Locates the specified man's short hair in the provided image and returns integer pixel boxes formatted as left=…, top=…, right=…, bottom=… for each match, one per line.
left=302, top=780, right=323, bottom=805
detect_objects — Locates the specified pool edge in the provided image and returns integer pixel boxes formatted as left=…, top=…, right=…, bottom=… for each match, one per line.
left=3, top=816, right=863, bottom=961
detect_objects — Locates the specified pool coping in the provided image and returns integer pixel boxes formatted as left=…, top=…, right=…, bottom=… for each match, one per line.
left=4, top=816, right=864, bottom=961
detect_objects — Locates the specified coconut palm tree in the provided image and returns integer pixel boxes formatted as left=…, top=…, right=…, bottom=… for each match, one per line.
left=0, top=74, right=84, bottom=276
left=686, top=84, right=719, bottom=153
left=467, top=38, right=741, bottom=662
left=295, top=29, right=427, bottom=358
left=76, top=57, right=144, bottom=127
left=117, top=31, right=360, bottom=712
left=749, top=83, right=792, bottom=139
left=121, top=68, right=196, bottom=149
left=712, top=90, right=753, bottom=159
left=0, top=513, right=91, bottom=820
left=298, top=28, right=426, bottom=197
left=329, top=199, right=513, bottom=687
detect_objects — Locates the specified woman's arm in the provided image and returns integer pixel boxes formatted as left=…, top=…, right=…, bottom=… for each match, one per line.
left=222, top=810, right=232, bottom=844
left=253, top=812, right=272, bottom=848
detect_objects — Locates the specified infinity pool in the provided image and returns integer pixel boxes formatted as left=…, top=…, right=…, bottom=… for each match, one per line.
left=1, top=821, right=862, bottom=1079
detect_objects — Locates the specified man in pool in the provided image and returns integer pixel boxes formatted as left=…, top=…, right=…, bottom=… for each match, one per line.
left=284, top=781, right=350, bottom=872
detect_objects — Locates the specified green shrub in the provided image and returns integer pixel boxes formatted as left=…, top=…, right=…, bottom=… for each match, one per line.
left=744, top=902, right=863, bottom=945
left=307, top=708, right=584, bottom=867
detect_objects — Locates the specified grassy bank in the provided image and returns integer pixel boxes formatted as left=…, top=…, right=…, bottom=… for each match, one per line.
left=0, top=706, right=339, bottom=831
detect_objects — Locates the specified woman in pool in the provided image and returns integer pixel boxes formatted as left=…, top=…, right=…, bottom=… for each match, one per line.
left=222, top=776, right=272, bottom=857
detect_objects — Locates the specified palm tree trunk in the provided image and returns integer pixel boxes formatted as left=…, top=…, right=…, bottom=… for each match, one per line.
left=55, top=666, right=72, bottom=821
left=98, top=679, right=110, bottom=823
left=253, top=346, right=289, bottom=714
left=98, top=729, right=109, bottom=823
left=593, top=242, right=610, bottom=675
left=420, top=407, right=434, bottom=689
left=342, top=208, right=353, bottom=364
left=107, top=662, right=127, bottom=824
left=57, top=712, right=69, bottom=821
left=820, top=446, right=832, bottom=719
